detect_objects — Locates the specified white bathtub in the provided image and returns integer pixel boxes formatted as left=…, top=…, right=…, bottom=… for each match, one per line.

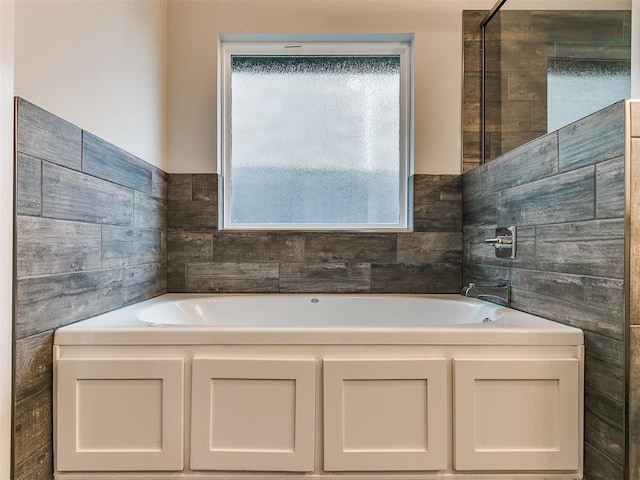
left=54, top=293, right=583, bottom=346
left=54, top=294, right=584, bottom=480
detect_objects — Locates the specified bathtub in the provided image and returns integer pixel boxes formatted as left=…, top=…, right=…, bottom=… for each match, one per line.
left=54, top=294, right=584, bottom=480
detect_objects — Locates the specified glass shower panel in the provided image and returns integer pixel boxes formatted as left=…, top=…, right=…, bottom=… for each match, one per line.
left=482, top=6, right=632, bottom=162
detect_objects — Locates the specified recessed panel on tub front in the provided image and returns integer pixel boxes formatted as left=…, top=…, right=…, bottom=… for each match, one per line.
left=453, top=358, right=580, bottom=471
left=323, top=358, right=448, bottom=471
left=190, top=358, right=316, bottom=471
left=55, top=358, right=184, bottom=471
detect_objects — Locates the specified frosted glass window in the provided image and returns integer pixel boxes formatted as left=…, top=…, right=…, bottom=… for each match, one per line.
left=219, top=43, right=411, bottom=230
left=547, top=59, right=631, bottom=132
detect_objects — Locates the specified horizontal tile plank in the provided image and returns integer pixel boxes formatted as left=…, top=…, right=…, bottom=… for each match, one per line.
left=42, top=163, right=134, bottom=225
left=14, top=388, right=52, bottom=468
left=168, top=263, right=187, bottom=293
left=413, top=175, right=442, bottom=204
left=82, top=131, right=152, bottom=193
left=16, top=269, right=123, bottom=339
left=102, top=226, right=164, bottom=268
left=397, top=232, right=461, bottom=264
left=462, top=193, right=497, bottom=228
left=596, top=156, right=625, bottom=219
left=509, top=269, right=624, bottom=340
left=192, top=174, right=217, bottom=201
left=535, top=219, right=625, bottom=279
left=14, top=331, right=53, bottom=402
left=585, top=332, right=624, bottom=404
left=279, top=263, right=371, bottom=293
left=413, top=172, right=462, bottom=231
left=414, top=201, right=463, bottom=232
left=531, top=10, right=630, bottom=43
left=188, top=262, right=279, bottom=293
left=16, top=154, right=41, bottom=216
left=462, top=10, right=485, bottom=42
left=14, top=442, right=52, bottom=480
left=305, top=233, right=395, bottom=263
left=16, top=216, right=101, bottom=278
left=213, top=232, right=305, bottom=263
left=462, top=162, right=482, bottom=199
left=559, top=101, right=626, bottom=172
left=168, top=199, right=216, bottom=231
left=584, top=387, right=624, bottom=466
left=497, top=166, right=595, bottom=226
left=462, top=263, right=513, bottom=287
left=482, top=132, right=558, bottom=194
left=16, top=97, right=82, bottom=170
left=151, top=167, right=168, bottom=200
left=584, top=442, right=623, bottom=480
left=438, top=175, right=463, bottom=201
left=134, top=191, right=167, bottom=231
left=123, top=263, right=167, bottom=306
left=371, top=263, right=461, bottom=293
left=168, top=174, right=192, bottom=201
left=167, top=231, right=213, bottom=264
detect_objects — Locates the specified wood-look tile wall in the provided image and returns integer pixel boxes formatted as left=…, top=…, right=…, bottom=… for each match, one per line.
left=462, top=10, right=486, bottom=173
left=13, top=98, right=168, bottom=479
left=167, top=174, right=463, bottom=294
left=463, top=101, right=627, bottom=480
left=20, top=91, right=634, bottom=480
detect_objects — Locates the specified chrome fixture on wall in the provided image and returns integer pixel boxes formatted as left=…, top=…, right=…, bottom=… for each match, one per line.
left=485, top=226, right=516, bottom=259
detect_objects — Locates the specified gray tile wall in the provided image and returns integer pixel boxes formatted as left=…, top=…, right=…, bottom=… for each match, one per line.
left=462, top=10, right=485, bottom=173
left=463, top=101, right=627, bottom=480
left=13, top=98, right=168, bottom=479
left=167, top=174, right=463, bottom=294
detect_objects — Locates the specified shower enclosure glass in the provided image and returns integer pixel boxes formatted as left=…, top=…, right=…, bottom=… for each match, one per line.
left=481, top=0, right=632, bottom=162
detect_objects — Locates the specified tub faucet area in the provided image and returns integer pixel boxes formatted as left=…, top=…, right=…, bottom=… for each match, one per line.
left=461, top=282, right=511, bottom=306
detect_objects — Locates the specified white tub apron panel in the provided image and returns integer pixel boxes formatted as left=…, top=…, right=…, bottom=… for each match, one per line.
left=323, top=358, right=447, bottom=471
left=55, top=357, right=184, bottom=471
left=453, top=358, right=580, bottom=471
left=190, top=358, right=316, bottom=471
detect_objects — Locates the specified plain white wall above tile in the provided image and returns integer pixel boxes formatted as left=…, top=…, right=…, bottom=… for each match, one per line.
left=14, top=0, right=168, bottom=170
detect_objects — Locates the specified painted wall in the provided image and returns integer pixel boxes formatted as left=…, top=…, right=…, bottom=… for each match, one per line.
left=0, top=1, right=14, bottom=478
left=14, top=0, right=168, bottom=169
left=167, top=0, right=494, bottom=175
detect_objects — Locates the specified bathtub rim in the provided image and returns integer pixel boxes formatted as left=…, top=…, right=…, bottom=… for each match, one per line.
left=53, top=293, right=584, bottom=347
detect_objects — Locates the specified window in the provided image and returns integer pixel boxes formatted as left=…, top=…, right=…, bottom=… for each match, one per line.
left=218, top=38, right=412, bottom=230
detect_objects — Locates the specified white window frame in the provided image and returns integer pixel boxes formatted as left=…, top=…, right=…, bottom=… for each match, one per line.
left=218, top=37, right=413, bottom=231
